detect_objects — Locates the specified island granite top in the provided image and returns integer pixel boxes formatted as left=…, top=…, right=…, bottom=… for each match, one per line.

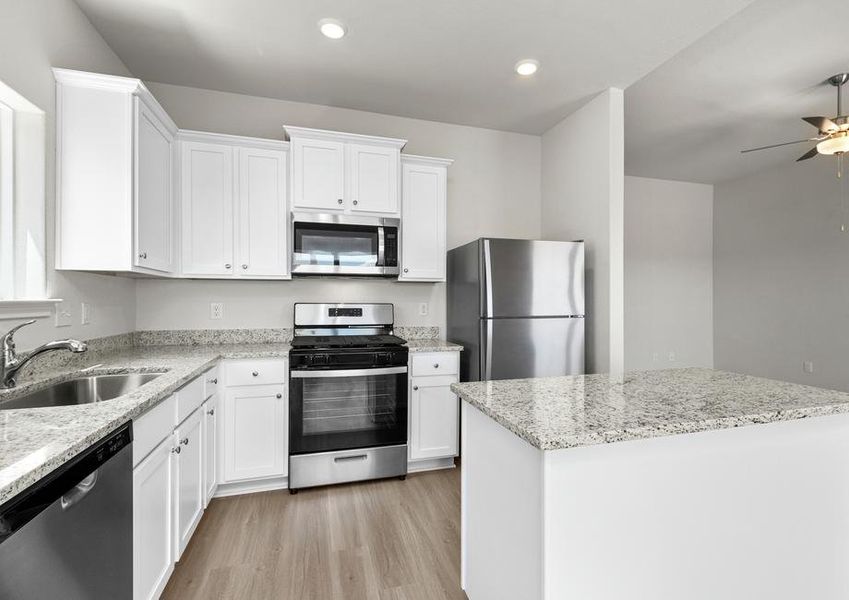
left=451, top=367, right=849, bottom=451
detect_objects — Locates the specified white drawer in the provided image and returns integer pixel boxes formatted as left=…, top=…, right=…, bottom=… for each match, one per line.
left=203, top=367, right=219, bottom=400
left=411, top=352, right=459, bottom=377
left=133, top=394, right=177, bottom=467
left=176, top=375, right=205, bottom=425
left=225, top=359, right=288, bottom=387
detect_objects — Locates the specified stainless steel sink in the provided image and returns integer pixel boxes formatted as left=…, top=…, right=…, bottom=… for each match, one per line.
left=0, top=372, right=165, bottom=411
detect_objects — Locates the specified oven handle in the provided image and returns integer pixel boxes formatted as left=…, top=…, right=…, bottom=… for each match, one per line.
left=290, top=366, right=408, bottom=378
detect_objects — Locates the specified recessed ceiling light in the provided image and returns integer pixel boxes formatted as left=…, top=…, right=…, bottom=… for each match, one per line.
left=319, top=18, right=347, bottom=40
left=515, top=59, right=539, bottom=76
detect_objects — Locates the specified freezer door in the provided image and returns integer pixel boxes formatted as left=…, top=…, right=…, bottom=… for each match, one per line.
left=480, top=317, right=585, bottom=381
left=482, top=239, right=584, bottom=318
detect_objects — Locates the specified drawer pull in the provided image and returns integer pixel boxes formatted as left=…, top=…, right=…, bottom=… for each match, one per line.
left=172, top=446, right=181, bottom=454
left=413, top=385, right=419, bottom=391
left=433, top=363, right=439, bottom=369
left=334, top=454, right=367, bottom=462
left=276, top=393, right=282, bottom=399
left=209, top=377, right=218, bottom=384
left=207, top=408, right=215, bottom=416
left=181, top=437, right=189, bottom=446
left=252, top=371, right=259, bottom=377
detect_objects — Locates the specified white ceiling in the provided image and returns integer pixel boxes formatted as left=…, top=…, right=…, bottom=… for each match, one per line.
left=625, top=0, right=849, bottom=184
left=73, top=0, right=754, bottom=134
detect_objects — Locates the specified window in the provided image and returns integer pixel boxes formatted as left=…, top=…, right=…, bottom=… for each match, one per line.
left=0, top=79, right=56, bottom=319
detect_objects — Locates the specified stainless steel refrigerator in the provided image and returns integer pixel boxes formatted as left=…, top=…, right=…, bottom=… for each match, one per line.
left=447, top=238, right=585, bottom=381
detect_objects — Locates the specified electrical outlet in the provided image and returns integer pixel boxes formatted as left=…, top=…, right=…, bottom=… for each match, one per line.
left=803, top=361, right=814, bottom=374
left=668, top=351, right=676, bottom=362
left=81, top=302, right=92, bottom=325
left=210, top=302, right=224, bottom=320
left=54, top=304, right=72, bottom=327
left=418, top=302, right=429, bottom=316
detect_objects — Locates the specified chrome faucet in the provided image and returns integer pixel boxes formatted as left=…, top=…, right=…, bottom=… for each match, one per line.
left=1, top=320, right=87, bottom=388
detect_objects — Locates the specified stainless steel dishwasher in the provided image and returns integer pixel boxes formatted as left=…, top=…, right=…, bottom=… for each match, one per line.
left=0, top=422, right=133, bottom=599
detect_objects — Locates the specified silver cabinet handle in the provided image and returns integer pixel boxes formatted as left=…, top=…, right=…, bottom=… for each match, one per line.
left=209, top=378, right=218, bottom=384
left=139, top=252, right=147, bottom=259
left=413, top=385, right=419, bottom=391
left=181, top=437, right=189, bottom=445
left=337, top=198, right=343, bottom=204
left=353, top=200, right=358, bottom=205
left=252, top=371, right=259, bottom=377
left=207, top=408, right=215, bottom=416
left=225, top=263, right=232, bottom=269
left=172, top=446, right=181, bottom=454
left=403, top=268, right=409, bottom=273
left=433, top=363, right=439, bottom=369
left=276, top=393, right=282, bottom=399
left=242, top=264, right=248, bottom=269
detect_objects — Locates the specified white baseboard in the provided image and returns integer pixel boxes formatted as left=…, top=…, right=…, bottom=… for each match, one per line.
left=212, top=476, right=288, bottom=498
left=408, top=456, right=456, bottom=473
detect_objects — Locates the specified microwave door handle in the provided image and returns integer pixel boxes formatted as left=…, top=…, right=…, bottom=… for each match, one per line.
left=377, top=226, right=385, bottom=267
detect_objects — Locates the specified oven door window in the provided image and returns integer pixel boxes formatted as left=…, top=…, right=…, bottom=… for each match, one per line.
left=289, top=370, right=407, bottom=454
left=292, top=223, right=379, bottom=268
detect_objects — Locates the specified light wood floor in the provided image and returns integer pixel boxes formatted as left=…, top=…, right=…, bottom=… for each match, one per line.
left=162, top=467, right=466, bottom=600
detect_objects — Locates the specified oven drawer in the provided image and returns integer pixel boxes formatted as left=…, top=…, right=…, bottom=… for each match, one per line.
left=289, top=444, right=407, bottom=490
left=225, top=359, right=288, bottom=387
left=411, top=352, right=458, bottom=377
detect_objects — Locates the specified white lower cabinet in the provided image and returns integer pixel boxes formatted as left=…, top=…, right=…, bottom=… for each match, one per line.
left=222, top=383, right=287, bottom=482
left=133, top=435, right=175, bottom=600
left=202, top=394, right=218, bottom=507
left=174, top=407, right=204, bottom=558
left=408, top=352, right=460, bottom=465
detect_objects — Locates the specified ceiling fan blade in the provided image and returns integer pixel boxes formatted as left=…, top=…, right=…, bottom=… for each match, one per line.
left=796, top=147, right=819, bottom=162
left=740, top=138, right=819, bottom=153
left=802, top=116, right=839, bottom=133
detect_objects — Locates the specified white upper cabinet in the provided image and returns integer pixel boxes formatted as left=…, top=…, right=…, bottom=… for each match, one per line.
left=285, top=126, right=405, bottom=217
left=399, top=155, right=453, bottom=282
left=179, top=132, right=290, bottom=279
left=55, top=69, right=177, bottom=275
left=181, top=141, right=235, bottom=276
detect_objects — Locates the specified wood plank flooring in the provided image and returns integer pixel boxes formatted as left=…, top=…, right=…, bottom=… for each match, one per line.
left=162, top=467, right=466, bottom=600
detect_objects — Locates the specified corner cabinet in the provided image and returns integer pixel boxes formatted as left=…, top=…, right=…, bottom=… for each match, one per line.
left=55, top=68, right=177, bottom=275
left=286, top=126, right=406, bottom=217
left=399, top=155, right=453, bottom=282
left=180, top=131, right=290, bottom=279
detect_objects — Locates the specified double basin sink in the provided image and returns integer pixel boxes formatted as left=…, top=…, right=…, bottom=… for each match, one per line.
left=0, top=372, right=165, bottom=411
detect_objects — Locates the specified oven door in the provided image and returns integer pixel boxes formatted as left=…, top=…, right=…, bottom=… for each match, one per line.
left=291, top=215, right=399, bottom=276
left=289, top=366, right=408, bottom=455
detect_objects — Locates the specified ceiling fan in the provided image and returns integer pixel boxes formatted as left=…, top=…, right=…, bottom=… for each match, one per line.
left=741, top=73, right=849, bottom=162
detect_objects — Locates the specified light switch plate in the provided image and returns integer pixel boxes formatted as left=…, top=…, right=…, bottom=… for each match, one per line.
left=210, top=302, right=224, bottom=320
left=803, top=361, right=814, bottom=374
left=418, top=302, right=429, bottom=316
left=81, top=302, right=92, bottom=325
left=54, top=303, right=72, bottom=327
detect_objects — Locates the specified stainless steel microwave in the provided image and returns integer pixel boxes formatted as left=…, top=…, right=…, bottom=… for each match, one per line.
left=291, top=212, right=400, bottom=276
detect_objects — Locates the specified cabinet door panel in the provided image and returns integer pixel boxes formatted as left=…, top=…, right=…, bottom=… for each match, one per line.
left=223, top=384, right=287, bottom=482
left=203, top=396, right=218, bottom=506
left=400, top=162, right=446, bottom=281
left=181, top=141, right=234, bottom=275
left=291, top=138, right=344, bottom=211
left=409, top=378, right=459, bottom=461
left=133, top=436, right=174, bottom=600
left=238, top=147, right=288, bottom=277
left=135, top=100, right=174, bottom=273
left=175, top=408, right=204, bottom=558
left=347, top=144, right=399, bottom=215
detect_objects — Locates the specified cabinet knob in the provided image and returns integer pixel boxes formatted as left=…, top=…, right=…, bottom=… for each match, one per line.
left=139, top=252, right=147, bottom=259
left=207, top=408, right=215, bottom=416
left=242, top=264, right=248, bottom=270
left=225, top=263, right=232, bottom=269
left=209, top=378, right=218, bottom=385
left=252, top=371, right=259, bottom=377
left=181, top=437, right=189, bottom=446
left=172, top=446, right=181, bottom=454
left=413, top=385, right=419, bottom=391
left=276, top=393, right=282, bottom=399
left=433, top=363, right=439, bottom=369
left=337, top=198, right=343, bottom=205
left=403, top=268, right=409, bottom=273
left=353, top=200, right=358, bottom=206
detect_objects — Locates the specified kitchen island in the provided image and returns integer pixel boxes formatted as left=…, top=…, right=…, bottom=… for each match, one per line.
left=452, top=368, right=849, bottom=600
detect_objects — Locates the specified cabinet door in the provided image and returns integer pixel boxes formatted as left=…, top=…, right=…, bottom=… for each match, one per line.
left=238, top=147, right=289, bottom=277
left=399, top=162, right=447, bottom=281
left=223, top=384, right=287, bottom=482
left=181, top=141, right=235, bottom=276
left=174, top=408, right=204, bottom=558
left=346, top=143, right=399, bottom=215
left=409, top=377, right=459, bottom=461
left=291, top=137, right=345, bottom=211
left=203, top=395, right=218, bottom=506
left=133, top=436, right=175, bottom=600
left=135, top=100, right=174, bottom=273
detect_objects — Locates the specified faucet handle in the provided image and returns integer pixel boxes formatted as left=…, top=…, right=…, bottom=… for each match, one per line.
left=3, top=320, right=36, bottom=345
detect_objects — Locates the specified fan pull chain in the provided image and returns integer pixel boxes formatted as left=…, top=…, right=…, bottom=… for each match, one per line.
left=840, top=154, right=848, bottom=232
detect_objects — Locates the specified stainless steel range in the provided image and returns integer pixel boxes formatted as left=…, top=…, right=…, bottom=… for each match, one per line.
left=288, top=303, right=409, bottom=492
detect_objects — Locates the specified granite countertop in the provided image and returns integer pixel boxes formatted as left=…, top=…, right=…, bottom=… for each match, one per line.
left=404, top=339, right=463, bottom=353
left=0, top=343, right=291, bottom=505
left=452, top=367, right=849, bottom=451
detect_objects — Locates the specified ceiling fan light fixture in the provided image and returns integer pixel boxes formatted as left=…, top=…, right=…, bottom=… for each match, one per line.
left=318, top=18, right=347, bottom=39
left=816, top=133, right=849, bottom=155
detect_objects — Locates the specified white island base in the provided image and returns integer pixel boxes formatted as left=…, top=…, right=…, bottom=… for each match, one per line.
left=461, top=403, right=849, bottom=600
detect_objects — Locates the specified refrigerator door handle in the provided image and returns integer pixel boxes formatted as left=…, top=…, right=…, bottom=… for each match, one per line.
left=483, top=239, right=494, bottom=318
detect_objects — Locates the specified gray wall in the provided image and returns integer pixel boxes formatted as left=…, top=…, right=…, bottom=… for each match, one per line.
left=0, top=0, right=137, bottom=349
left=625, top=176, right=713, bottom=371
left=137, top=82, right=543, bottom=333
left=714, top=157, right=849, bottom=390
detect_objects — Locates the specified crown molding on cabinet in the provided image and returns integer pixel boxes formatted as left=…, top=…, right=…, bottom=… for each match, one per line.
left=283, top=125, right=407, bottom=150
left=178, top=129, right=289, bottom=151
left=401, top=154, right=454, bottom=167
